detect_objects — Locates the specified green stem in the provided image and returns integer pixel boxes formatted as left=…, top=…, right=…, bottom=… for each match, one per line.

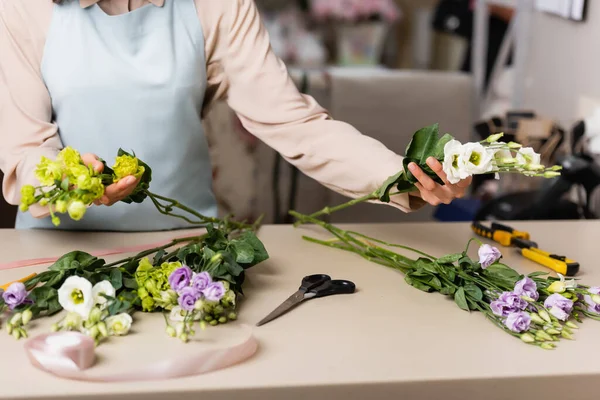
left=345, top=231, right=434, bottom=260
left=292, top=192, right=378, bottom=226
left=144, top=190, right=253, bottom=232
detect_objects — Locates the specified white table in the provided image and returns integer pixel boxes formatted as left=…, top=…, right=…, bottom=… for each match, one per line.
left=1, top=221, right=599, bottom=400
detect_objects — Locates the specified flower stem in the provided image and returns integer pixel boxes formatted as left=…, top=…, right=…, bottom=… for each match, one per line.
left=292, top=192, right=378, bottom=226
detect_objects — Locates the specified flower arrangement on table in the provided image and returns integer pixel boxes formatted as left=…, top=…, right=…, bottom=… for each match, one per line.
left=1, top=147, right=268, bottom=344
left=290, top=213, right=600, bottom=349
left=288, top=123, right=600, bottom=349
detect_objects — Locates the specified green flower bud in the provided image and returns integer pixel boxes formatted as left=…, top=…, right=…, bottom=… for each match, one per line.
left=166, top=326, right=176, bottom=337
left=213, top=305, right=224, bottom=315
left=199, top=321, right=207, bottom=331
left=39, top=198, right=49, bottom=206
left=561, top=330, right=574, bottom=340
left=55, top=200, right=68, bottom=213
left=19, top=328, right=28, bottom=339
left=540, top=342, right=555, bottom=350
left=67, top=201, right=87, bottom=221
left=51, top=323, right=60, bottom=332
left=141, top=296, right=155, bottom=312
left=544, top=171, right=561, bottom=178
left=10, top=313, right=22, bottom=326
left=209, top=320, right=218, bottom=326
left=51, top=216, right=61, bottom=226
left=194, top=300, right=205, bottom=311
left=551, top=165, right=563, bottom=171
left=6, top=323, right=13, bottom=335
left=87, top=325, right=100, bottom=339
left=218, top=317, right=227, bottom=324
left=539, top=310, right=552, bottom=323
left=137, top=287, right=149, bottom=299
left=97, top=322, right=108, bottom=338
left=12, top=329, right=21, bottom=340
left=179, top=333, right=189, bottom=343
left=566, top=321, right=579, bottom=329
left=546, top=328, right=561, bottom=335
left=508, top=141, right=522, bottom=149
left=228, top=312, right=237, bottom=321
left=144, top=279, right=158, bottom=294
left=88, top=307, right=102, bottom=324
left=561, top=292, right=573, bottom=299
left=536, top=331, right=554, bottom=342
left=485, top=132, right=505, bottom=143
left=204, top=315, right=213, bottom=322
left=21, top=310, right=33, bottom=326
left=520, top=333, right=536, bottom=344
left=529, top=313, right=545, bottom=325
left=592, top=295, right=600, bottom=304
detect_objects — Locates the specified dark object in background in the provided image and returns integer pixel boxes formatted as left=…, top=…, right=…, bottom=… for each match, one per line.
left=475, top=120, right=600, bottom=221
left=0, top=170, right=17, bottom=228
left=432, top=0, right=512, bottom=89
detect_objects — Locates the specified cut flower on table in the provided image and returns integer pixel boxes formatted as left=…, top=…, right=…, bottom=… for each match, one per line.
left=290, top=211, right=600, bottom=349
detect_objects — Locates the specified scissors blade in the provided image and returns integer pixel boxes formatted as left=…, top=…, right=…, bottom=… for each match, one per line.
left=256, top=290, right=306, bottom=327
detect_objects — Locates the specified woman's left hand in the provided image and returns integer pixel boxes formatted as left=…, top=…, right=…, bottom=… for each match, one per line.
left=407, top=157, right=472, bottom=206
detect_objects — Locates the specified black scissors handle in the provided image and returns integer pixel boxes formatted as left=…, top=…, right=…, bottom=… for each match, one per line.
left=308, top=280, right=356, bottom=299
left=299, top=274, right=331, bottom=292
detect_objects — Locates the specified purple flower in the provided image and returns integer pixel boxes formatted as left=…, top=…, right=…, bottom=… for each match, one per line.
left=2, top=282, right=28, bottom=310
left=513, top=277, right=539, bottom=301
left=177, top=286, right=201, bottom=312
left=168, top=266, right=193, bottom=293
left=584, top=294, right=600, bottom=314
left=504, top=311, right=531, bottom=333
left=543, top=294, right=574, bottom=321
left=588, top=287, right=600, bottom=295
left=203, top=282, right=226, bottom=302
left=490, top=291, right=527, bottom=317
left=191, top=272, right=212, bottom=293
left=478, top=244, right=502, bottom=269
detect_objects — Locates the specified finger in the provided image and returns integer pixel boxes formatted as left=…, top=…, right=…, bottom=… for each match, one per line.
left=415, top=183, right=441, bottom=206
left=102, top=176, right=138, bottom=204
left=408, top=163, right=437, bottom=192
left=426, top=157, right=467, bottom=198
left=415, top=181, right=453, bottom=205
left=81, top=153, right=104, bottom=173
left=455, top=175, right=473, bottom=188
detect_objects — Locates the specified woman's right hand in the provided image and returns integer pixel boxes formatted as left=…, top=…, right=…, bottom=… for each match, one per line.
left=81, top=153, right=139, bottom=206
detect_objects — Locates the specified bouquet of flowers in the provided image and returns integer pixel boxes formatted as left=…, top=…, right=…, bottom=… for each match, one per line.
left=19, top=147, right=253, bottom=230
left=2, top=148, right=268, bottom=344
left=302, top=123, right=561, bottom=221
left=290, top=212, right=600, bottom=349
left=309, top=0, right=401, bottom=23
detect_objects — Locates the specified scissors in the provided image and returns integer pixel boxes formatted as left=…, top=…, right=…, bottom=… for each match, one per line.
left=256, top=274, right=356, bottom=327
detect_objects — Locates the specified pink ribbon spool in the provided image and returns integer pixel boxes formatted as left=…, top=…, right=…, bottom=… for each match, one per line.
left=24, top=326, right=258, bottom=382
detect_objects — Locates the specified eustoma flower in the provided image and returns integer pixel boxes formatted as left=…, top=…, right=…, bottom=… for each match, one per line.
left=491, top=292, right=528, bottom=317
left=478, top=244, right=501, bottom=269
left=2, top=282, right=29, bottom=310
left=543, top=294, right=574, bottom=321
left=505, top=311, right=531, bottom=333
left=58, top=276, right=95, bottom=319
left=514, top=277, right=539, bottom=301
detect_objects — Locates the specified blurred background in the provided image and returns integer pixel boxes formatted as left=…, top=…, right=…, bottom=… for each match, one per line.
left=2, top=0, right=600, bottom=228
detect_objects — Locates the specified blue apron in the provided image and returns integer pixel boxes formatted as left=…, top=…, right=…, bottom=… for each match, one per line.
left=15, top=0, right=217, bottom=231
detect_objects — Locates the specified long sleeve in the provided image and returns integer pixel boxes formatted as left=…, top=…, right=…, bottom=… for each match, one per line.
left=0, top=1, right=59, bottom=217
left=199, top=0, right=425, bottom=212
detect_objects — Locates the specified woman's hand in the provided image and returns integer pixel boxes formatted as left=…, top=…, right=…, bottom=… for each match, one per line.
left=81, top=153, right=139, bottom=206
left=408, top=157, right=471, bottom=206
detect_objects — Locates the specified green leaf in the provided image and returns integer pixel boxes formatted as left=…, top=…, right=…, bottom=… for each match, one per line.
left=432, top=133, right=455, bottom=160
left=153, top=249, right=166, bottom=265
left=48, top=251, right=104, bottom=272
left=45, top=271, right=66, bottom=288
left=236, top=231, right=269, bottom=266
left=376, top=170, right=405, bottom=203
left=47, top=296, right=62, bottom=315
left=230, top=240, right=255, bottom=264
left=28, top=286, right=58, bottom=309
left=123, top=277, right=138, bottom=289
left=454, top=287, right=469, bottom=311
left=436, top=253, right=463, bottom=265
left=405, top=123, right=440, bottom=162
left=464, top=284, right=483, bottom=301
left=440, top=286, right=456, bottom=295
left=405, top=275, right=431, bottom=292
left=415, top=258, right=438, bottom=274
left=483, top=263, right=522, bottom=288
left=428, top=276, right=443, bottom=291
left=528, top=271, right=550, bottom=278
left=110, top=268, right=123, bottom=290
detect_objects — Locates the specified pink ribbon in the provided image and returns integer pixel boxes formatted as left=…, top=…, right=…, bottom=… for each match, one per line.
left=24, top=327, right=258, bottom=382
left=0, top=233, right=201, bottom=271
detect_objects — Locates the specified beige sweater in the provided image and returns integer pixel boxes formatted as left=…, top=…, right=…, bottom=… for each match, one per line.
left=0, top=0, right=425, bottom=217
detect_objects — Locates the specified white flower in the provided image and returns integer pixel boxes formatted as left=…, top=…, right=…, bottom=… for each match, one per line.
left=442, top=140, right=469, bottom=184
left=92, top=280, right=115, bottom=308
left=105, top=313, right=133, bottom=336
left=58, top=276, right=94, bottom=319
left=516, top=147, right=541, bottom=166
left=461, top=142, right=494, bottom=174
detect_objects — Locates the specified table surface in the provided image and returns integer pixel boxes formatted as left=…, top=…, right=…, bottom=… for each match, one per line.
left=1, top=221, right=599, bottom=400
